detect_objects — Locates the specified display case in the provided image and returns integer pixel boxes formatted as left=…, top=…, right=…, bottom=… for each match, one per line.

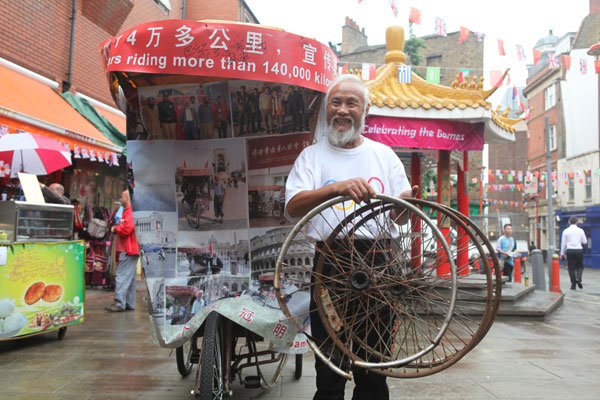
left=0, top=201, right=74, bottom=242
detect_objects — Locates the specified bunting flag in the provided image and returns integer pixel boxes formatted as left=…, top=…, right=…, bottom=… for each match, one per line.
left=362, top=63, right=376, bottom=80
left=341, top=63, right=348, bottom=74
left=459, top=27, right=470, bottom=44
left=548, top=53, right=560, bottom=70
left=516, top=44, right=526, bottom=61
left=434, top=17, right=447, bottom=36
left=533, top=49, right=542, bottom=66
left=457, top=68, right=471, bottom=83
left=497, top=39, right=505, bottom=56
left=595, top=59, right=600, bottom=74
left=580, top=58, right=588, bottom=74
left=426, top=66, right=440, bottom=83
left=564, top=55, right=571, bottom=71
left=512, top=86, right=518, bottom=100
left=409, top=7, right=421, bottom=24
left=398, top=65, right=413, bottom=83
left=0, top=125, right=8, bottom=136
left=490, top=70, right=503, bottom=88
left=388, top=0, right=399, bottom=17
left=474, top=31, right=485, bottom=41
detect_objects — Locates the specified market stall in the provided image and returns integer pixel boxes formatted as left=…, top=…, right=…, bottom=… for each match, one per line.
left=0, top=200, right=85, bottom=340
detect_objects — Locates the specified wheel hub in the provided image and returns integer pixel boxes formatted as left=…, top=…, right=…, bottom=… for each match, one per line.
left=350, top=270, right=370, bottom=290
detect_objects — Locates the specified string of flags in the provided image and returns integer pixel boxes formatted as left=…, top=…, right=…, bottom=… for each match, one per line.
left=0, top=124, right=120, bottom=166
left=470, top=168, right=599, bottom=188
left=355, top=2, right=600, bottom=84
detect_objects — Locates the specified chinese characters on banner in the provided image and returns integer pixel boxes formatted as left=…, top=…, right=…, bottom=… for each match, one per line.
left=99, top=21, right=338, bottom=93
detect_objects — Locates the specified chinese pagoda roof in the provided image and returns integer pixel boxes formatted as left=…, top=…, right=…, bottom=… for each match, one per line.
left=359, top=25, right=519, bottom=143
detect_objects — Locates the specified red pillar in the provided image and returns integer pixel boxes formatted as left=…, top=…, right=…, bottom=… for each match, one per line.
left=457, top=152, right=469, bottom=275
left=437, top=150, right=451, bottom=276
left=410, top=153, right=421, bottom=270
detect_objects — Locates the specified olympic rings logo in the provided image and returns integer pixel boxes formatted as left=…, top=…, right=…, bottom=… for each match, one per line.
left=324, top=177, right=385, bottom=210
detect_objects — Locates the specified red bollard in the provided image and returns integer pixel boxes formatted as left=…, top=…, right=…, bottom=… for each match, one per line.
left=550, top=254, right=562, bottom=293
left=514, top=256, right=522, bottom=283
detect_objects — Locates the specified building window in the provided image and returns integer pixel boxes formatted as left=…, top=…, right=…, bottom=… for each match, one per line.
left=544, top=85, right=556, bottom=110
left=153, top=0, right=171, bottom=14
left=548, top=125, right=557, bottom=151
left=568, top=178, right=574, bottom=201
left=585, top=171, right=592, bottom=200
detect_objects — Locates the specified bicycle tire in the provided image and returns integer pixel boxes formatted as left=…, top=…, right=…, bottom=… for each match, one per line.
left=176, top=340, right=193, bottom=377
left=198, top=312, right=226, bottom=400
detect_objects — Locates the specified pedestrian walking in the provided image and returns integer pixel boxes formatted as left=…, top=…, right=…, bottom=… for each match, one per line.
left=496, top=223, right=517, bottom=282
left=104, top=189, right=139, bottom=312
left=560, top=216, right=588, bottom=290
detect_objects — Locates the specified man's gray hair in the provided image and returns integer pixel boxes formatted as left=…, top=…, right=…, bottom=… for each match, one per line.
left=324, top=74, right=370, bottom=114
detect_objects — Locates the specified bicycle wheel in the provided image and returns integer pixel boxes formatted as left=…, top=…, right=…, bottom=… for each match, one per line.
left=176, top=339, right=193, bottom=377
left=275, top=195, right=457, bottom=377
left=374, top=198, right=499, bottom=377
left=198, top=312, right=226, bottom=400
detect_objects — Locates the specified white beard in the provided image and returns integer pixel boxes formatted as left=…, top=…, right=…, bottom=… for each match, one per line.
left=327, top=117, right=364, bottom=148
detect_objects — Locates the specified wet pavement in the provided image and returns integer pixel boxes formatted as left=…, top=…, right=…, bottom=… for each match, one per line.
left=1, top=265, right=599, bottom=399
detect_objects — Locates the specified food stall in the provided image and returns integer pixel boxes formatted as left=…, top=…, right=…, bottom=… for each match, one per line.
left=0, top=199, right=85, bottom=341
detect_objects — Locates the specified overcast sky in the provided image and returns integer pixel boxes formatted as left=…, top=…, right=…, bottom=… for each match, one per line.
left=246, top=0, right=590, bottom=97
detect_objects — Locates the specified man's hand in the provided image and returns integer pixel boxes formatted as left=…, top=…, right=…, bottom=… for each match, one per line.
left=333, top=178, right=377, bottom=204
left=560, top=254, right=566, bottom=260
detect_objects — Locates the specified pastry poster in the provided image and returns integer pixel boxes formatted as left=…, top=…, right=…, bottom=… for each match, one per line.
left=0, top=241, right=85, bottom=340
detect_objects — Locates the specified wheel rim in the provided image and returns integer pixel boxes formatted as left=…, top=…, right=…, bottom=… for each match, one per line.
left=275, top=195, right=458, bottom=373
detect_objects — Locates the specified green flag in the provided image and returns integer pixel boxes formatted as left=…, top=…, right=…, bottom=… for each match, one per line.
left=426, top=67, right=440, bottom=84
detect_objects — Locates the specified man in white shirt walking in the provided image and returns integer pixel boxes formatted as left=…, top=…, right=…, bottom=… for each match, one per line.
left=560, top=216, right=587, bottom=290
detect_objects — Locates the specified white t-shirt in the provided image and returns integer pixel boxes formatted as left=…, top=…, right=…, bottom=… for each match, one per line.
left=285, top=137, right=411, bottom=241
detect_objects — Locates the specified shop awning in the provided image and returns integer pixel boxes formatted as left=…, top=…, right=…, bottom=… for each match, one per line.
left=60, top=92, right=126, bottom=151
left=0, top=63, right=123, bottom=159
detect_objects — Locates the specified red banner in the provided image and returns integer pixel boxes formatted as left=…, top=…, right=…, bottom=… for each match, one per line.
left=99, top=20, right=338, bottom=93
left=363, top=116, right=484, bottom=151
left=247, top=133, right=311, bottom=170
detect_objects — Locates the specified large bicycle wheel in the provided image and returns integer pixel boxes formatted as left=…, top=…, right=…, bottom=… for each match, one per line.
left=197, top=312, right=226, bottom=400
left=275, top=195, right=457, bottom=377
left=374, top=198, right=500, bottom=377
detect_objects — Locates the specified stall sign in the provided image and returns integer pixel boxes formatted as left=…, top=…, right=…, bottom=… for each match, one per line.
left=0, top=241, right=85, bottom=340
left=363, top=116, right=485, bottom=151
left=100, top=20, right=338, bottom=93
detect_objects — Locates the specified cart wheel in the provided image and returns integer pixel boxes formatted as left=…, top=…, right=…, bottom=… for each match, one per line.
left=197, top=312, right=226, bottom=400
left=373, top=199, right=501, bottom=377
left=57, top=327, right=67, bottom=340
left=294, top=353, right=302, bottom=380
left=275, top=195, right=458, bottom=376
left=244, top=330, right=289, bottom=389
left=176, top=338, right=194, bottom=377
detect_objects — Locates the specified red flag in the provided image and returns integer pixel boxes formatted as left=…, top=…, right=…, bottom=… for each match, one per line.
left=497, top=39, right=505, bottom=56
left=459, top=27, right=470, bottom=44
left=595, top=59, right=600, bottom=74
left=533, top=49, right=542, bottom=66
left=490, top=70, right=503, bottom=88
left=183, top=160, right=187, bottom=168
left=204, top=160, right=209, bottom=168
left=362, top=63, right=376, bottom=80
left=409, top=7, right=421, bottom=24
left=209, top=240, right=213, bottom=256
left=341, top=63, right=348, bottom=74
left=563, top=55, right=571, bottom=71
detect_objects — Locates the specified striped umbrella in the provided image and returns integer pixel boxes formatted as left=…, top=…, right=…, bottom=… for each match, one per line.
left=0, top=132, right=72, bottom=178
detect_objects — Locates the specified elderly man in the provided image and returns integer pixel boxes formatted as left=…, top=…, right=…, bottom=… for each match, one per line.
left=286, top=74, right=417, bottom=400
left=105, top=190, right=139, bottom=312
left=41, top=183, right=70, bottom=204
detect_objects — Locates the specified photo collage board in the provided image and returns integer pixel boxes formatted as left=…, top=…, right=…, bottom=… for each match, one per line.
left=130, top=81, right=319, bottom=333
